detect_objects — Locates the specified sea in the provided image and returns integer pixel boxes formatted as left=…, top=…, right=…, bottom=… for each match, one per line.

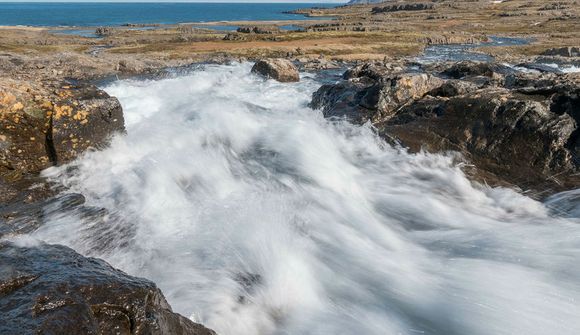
left=0, top=2, right=336, bottom=27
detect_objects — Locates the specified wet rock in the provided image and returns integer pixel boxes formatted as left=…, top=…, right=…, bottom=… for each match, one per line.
left=312, top=68, right=442, bottom=122
left=0, top=242, right=215, bottom=335
left=49, top=83, right=125, bottom=164
left=383, top=90, right=578, bottom=193
left=251, top=59, right=300, bottom=83
left=0, top=78, right=124, bottom=199
left=440, top=61, right=507, bottom=80
left=310, top=61, right=580, bottom=194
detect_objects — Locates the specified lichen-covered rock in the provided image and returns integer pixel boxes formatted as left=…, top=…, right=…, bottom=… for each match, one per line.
left=251, top=59, right=300, bottom=82
left=0, top=242, right=216, bottom=335
left=49, top=83, right=124, bottom=164
left=0, top=79, right=124, bottom=186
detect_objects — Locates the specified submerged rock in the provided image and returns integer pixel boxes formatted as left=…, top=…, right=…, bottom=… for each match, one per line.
left=251, top=59, right=300, bottom=83
left=0, top=242, right=216, bottom=335
left=310, top=61, right=580, bottom=194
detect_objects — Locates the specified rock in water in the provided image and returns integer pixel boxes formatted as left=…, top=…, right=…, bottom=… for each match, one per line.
left=251, top=59, right=300, bottom=83
left=0, top=242, right=216, bottom=335
left=310, top=61, right=580, bottom=193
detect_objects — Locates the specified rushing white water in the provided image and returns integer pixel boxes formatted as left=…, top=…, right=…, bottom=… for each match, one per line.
left=30, top=63, right=580, bottom=335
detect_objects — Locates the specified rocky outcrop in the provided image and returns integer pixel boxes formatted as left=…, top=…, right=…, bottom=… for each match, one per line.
left=372, top=3, right=434, bottom=14
left=0, top=242, right=215, bottom=335
left=312, top=63, right=443, bottom=123
left=0, top=79, right=124, bottom=183
left=251, top=59, right=300, bottom=82
left=310, top=61, right=580, bottom=194
left=542, top=47, right=580, bottom=57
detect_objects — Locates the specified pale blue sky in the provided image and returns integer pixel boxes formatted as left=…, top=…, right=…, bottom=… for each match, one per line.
left=0, top=0, right=348, bottom=2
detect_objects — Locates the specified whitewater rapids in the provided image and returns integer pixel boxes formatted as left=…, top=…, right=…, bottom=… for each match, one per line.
left=30, top=63, right=580, bottom=335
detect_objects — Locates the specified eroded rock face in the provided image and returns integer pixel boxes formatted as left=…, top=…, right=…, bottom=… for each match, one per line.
left=310, top=61, right=580, bottom=194
left=0, top=242, right=216, bottom=335
left=251, top=59, right=300, bottom=83
left=0, top=79, right=124, bottom=198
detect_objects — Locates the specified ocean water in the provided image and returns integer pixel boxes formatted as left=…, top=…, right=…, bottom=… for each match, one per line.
left=0, top=2, right=335, bottom=27
left=21, top=63, right=580, bottom=335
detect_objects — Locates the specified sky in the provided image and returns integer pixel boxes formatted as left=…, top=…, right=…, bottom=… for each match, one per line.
left=0, top=0, right=348, bottom=2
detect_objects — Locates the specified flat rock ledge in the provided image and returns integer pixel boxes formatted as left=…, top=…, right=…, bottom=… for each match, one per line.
left=0, top=242, right=216, bottom=335
left=251, top=59, right=300, bottom=83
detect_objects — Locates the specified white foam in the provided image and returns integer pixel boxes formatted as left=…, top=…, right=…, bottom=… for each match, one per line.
left=34, top=63, right=580, bottom=335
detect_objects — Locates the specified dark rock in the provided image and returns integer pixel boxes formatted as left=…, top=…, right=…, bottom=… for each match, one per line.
left=222, top=33, right=247, bottom=41
left=440, top=61, right=507, bottom=79
left=310, top=61, right=580, bottom=194
left=251, top=59, right=300, bottom=83
left=0, top=242, right=216, bottom=335
left=1, top=79, right=125, bottom=203
left=49, top=83, right=125, bottom=164
left=95, top=27, right=115, bottom=37
left=428, top=80, right=480, bottom=97
left=541, top=47, right=580, bottom=57
left=312, top=68, right=442, bottom=122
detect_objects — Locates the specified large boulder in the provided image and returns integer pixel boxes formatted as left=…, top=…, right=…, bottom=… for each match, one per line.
left=0, top=78, right=124, bottom=201
left=48, top=83, right=125, bottom=164
left=0, top=242, right=215, bottom=335
left=384, top=89, right=579, bottom=193
left=251, top=59, right=300, bottom=83
left=311, top=68, right=443, bottom=122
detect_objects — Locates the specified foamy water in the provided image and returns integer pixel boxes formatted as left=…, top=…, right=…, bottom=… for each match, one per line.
left=30, top=63, right=580, bottom=335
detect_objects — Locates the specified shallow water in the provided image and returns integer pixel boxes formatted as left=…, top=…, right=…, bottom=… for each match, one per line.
left=28, top=63, right=580, bottom=335
left=418, top=36, right=530, bottom=63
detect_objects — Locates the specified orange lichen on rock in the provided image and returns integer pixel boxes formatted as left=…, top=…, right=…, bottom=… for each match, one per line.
left=53, top=105, right=73, bottom=120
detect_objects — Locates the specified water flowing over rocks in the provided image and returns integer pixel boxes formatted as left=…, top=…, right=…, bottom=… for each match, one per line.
left=311, top=61, right=580, bottom=194
left=251, top=59, right=300, bottom=82
left=0, top=242, right=215, bottom=335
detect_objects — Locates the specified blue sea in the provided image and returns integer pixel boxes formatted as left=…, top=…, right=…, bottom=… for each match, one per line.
left=0, top=2, right=336, bottom=27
